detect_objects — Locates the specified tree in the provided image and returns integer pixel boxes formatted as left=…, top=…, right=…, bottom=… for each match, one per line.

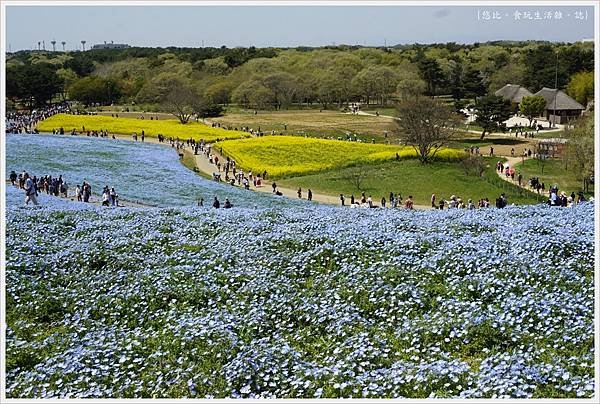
left=342, top=168, right=367, bottom=192
left=488, top=62, right=525, bottom=93
left=68, top=76, right=122, bottom=106
left=262, top=72, right=299, bottom=109
left=231, top=79, right=275, bottom=110
left=566, top=71, right=594, bottom=108
left=6, top=63, right=64, bottom=106
left=395, top=96, right=461, bottom=164
left=474, top=95, right=512, bottom=139
left=519, top=96, right=546, bottom=127
left=565, top=115, right=594, bottom=192
left=161, top=80, right=199, bottom=124
left=417, top=58, right=445, bottom=97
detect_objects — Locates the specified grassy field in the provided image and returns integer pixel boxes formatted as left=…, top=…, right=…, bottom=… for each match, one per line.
left=36, top=114, right=248, bottom=142
left=211, top=110, right=398, bottom=142
left=279, top=157, right=544, bottom=206
left=215, top=135, right=466, bottom=179
left=515, top=158, right=595, bottom=198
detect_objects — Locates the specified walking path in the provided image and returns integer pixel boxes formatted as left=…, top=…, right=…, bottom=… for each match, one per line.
left=108, top=133, right=434, bottom=209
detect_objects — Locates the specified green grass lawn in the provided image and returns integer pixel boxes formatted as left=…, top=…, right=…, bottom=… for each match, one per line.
left=280, top=157, right=544, bottom=206
left=515, top=158, right=594, bottom=198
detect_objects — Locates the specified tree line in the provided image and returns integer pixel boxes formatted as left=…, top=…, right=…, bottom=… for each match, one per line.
left=6, top=41, right=594, bottom=113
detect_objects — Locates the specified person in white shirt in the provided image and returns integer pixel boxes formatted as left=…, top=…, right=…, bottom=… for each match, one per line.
left=24, top=173, right=38, bottom=206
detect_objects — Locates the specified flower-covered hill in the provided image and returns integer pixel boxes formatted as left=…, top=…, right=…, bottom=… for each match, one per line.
left=5, top=195, right=595, bottom=399
left=6, top=134, right=295, bottom=208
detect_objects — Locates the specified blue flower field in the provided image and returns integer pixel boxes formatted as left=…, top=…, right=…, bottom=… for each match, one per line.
left=4, top=134, right=596, bottom=399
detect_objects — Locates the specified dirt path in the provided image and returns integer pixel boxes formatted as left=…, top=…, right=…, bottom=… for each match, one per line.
left=493, top=156, right=544, bottom=195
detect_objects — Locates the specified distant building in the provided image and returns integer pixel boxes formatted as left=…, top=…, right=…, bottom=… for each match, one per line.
left=494, top=84, right=533, bottom=104
left=537, top=138, right=568, bottom=158
left=534, top=87, right=584, bottom=124
left=91, top=41, right=130, bottom=50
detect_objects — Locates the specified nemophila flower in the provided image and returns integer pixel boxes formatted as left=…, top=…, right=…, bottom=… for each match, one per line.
left=4, top=135, right=595, bottom=399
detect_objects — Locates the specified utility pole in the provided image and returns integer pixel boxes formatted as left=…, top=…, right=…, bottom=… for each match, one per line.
left=553, top=50, right=558, bottom=129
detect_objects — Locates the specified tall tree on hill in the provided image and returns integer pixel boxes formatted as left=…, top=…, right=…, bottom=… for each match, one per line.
left=417, top=58, right=445, bottom=97
left=395, top=96, right=461, bottom=164
left=474, top=95, right=512, bottom=139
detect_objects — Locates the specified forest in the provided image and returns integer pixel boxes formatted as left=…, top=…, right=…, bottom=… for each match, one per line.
left=6, top=41, right=594, bottom=113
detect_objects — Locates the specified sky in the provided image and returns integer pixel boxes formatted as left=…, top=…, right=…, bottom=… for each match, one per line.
left=4, top=4, right=596, bottom=51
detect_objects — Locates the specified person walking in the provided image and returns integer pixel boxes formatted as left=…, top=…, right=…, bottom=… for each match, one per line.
left=9, top=170, right=17, bottom=186
left=110, top=187, right=117, bottom=207
left=340, top=194, right=345, bottom=206
left=431, top=193, right=436, bottom=208
left=102, top=187, right=110, bottom=207
left=381, top=196, right=386, bottom=208
left=297, top=187, right=302, bottom=199
left=75, top=184, right=82, bottom=202
left=24, top=173, right=38, bottom=206
left=307, top=189, right=313, bottom=201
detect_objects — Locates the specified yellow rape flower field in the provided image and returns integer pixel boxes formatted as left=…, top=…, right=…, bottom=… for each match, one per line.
left=216, top=136, right=467, bottom=178
left=36, top=114, right=248, bottom=142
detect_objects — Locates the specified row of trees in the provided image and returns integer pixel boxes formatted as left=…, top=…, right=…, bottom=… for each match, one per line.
left=6, top=41, right=594, bottom=110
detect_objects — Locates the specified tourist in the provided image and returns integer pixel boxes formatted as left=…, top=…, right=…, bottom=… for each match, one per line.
left=24, top=173, right=38, bottom=206
left=213, top=197, right=220, bottom=208
left=9, top=170, right=17, bottom=186
left=75, top=185, right=82, bottom=201
left=381, top=196, right=386, bottom=208
left=490, top=146, right=494, bottom=156
left=431, top=193, right=436, bottom=208
left=297, top=187, right=302, bottom=199
left=224, top=198, right=232, bottom=209
left=102, top=186, right=110, bottom=207
left=197, top=197, right=204, bottom=207
left=340, top=194, right=345, bottom=206
left=110, top=187, right=117, bottom=207
left=367, top=195, right=373, bottom=208
left=350, top=195, right=355, bottom=205
left=308, top=189, right=313, bottom=201
left=272, top=182, right=277, bottom=193
left=467, top=199, right=475, bottom=210
left=404, top=195, right=414, bottom=210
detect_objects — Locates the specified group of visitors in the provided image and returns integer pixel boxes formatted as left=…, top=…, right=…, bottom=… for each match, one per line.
left=547, top=186, right=586, bottom=207
left=101, top=186, right=120, bottom=207
left=6, top=103, right=68, bottom=134
left=9, top=169, right=122, bottom=207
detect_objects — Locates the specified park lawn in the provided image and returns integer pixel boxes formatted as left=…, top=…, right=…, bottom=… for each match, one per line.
left=215, top=135, right=466, bottom=179
left=279, top=157, right=543, bottom=206
left=211, top=110, right=398, bottom=142
left=515, top=158, right=595, bottom=198
left=36, top=114, right=248, bottom=142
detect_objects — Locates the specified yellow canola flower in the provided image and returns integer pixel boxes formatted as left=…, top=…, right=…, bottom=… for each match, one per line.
left=36, top=114, right=248, bottom=142
left=216, top=135, right=466, bottom=179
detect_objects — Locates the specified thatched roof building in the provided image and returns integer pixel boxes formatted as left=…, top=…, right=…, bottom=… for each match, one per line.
left=533, top=88, right=584, bottom=124
left=495, top=84, right=533, bottom=104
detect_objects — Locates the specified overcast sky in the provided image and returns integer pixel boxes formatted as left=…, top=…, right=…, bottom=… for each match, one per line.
left=4, top=4, right=595, bottom=51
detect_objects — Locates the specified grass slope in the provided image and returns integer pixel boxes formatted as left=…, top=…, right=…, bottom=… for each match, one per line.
left=280, top=158, right=544, bottom=206
left=515, top=158, right=595, bottom=198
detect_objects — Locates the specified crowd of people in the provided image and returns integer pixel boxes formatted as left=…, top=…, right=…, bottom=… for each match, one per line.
left=8, top=169, right=122, bottom=207
left=6, top=103, right=69, bottom=134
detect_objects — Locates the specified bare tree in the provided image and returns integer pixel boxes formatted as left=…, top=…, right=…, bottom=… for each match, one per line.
left=395, top=96, right=461, bottom=163
left=161, top=80, right=199, bottom=124
left=342, top=167, right=367, bottom=192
